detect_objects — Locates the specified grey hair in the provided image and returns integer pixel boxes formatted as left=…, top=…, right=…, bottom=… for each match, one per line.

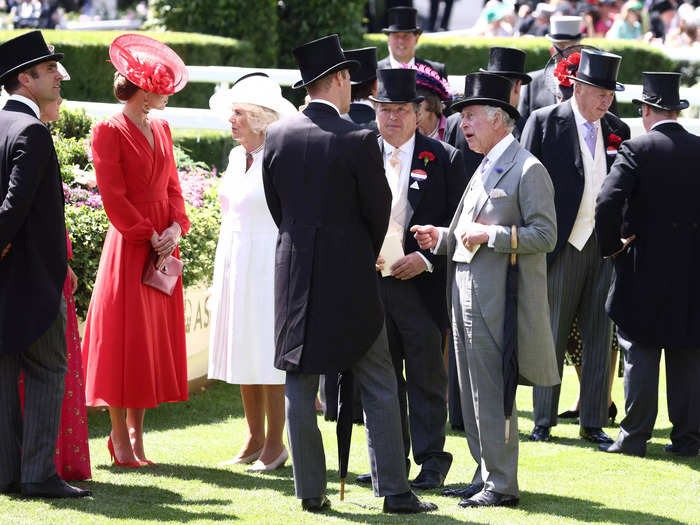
left=484, top=105, right=516, bottom=132
left=234, top=102, right=279, bottom=135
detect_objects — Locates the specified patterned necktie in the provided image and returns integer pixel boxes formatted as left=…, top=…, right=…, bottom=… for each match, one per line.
left=387, top=148, right=402, bottom=200
left=583, top=121, right=597, bottom=159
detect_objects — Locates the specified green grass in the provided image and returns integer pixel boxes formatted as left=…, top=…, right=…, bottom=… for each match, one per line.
left=2, top=364, right=698, bottom=524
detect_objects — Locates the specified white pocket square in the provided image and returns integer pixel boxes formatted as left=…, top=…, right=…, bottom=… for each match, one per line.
left=410, top=181, right=420, bottom=190
left=489, top=188, right=507, bottom=199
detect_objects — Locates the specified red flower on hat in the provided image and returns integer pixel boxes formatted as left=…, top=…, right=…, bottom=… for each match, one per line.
left=553, top=52, right=581, bottom=88
left=607, top=133, right=622, bottom=151
left=418, top=151, right=435, bottom=166
left=125, top=57, right=174, bottom=95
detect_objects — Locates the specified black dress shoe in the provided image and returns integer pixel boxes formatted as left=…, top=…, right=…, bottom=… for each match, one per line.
left=20, top=475, right=91, bottom=499
left=458, top=489, right=519, bottom=508
left=442, top=483, right=484, bottom=499
left=411, top=469, right=445, bottom=490
left=301, top=495, right=331, bottom=512
left=558, top=409, right=580, bottom=419
left=355, top=473, right=372, bottom=485
left=529, top=425, right=551, bottom=441
left=580, top=427, right=614, bottom=444
left=664, top=443, right=699, bottom=457
left=383, top=490, right=438, bottom=514
left=597, top=442, right=645, bottom=457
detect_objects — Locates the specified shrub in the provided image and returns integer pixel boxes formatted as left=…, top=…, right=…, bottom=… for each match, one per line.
left=0, top=30, right=257, bottom=109
left=149, top=0, right=278, bottom=67
left=172, top=129, right=235, bottom=173
left=277, top=0, right=367, bottom=68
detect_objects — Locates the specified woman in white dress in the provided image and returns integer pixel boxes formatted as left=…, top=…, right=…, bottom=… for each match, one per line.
left=208, top=73, right=296, bottom=471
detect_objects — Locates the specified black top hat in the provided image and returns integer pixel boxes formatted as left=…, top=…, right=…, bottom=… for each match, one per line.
left=292, top=35, right=360, bottom=90
left=344, top=47, right=378, bottom=85
left=568, top=48, right=624, bottom=92
left=450, top=72, right=520, bottom=120
left=649, top=0, right=674, bottom=13
left=480, top=47, right=532, bottom=85
left=369, top=69, right=424, bottom=104
left=383, top=7, right=422, bottom=34
left=632, top=72, right=689, bottom=111
left=0, top=30, right=63, bottom=85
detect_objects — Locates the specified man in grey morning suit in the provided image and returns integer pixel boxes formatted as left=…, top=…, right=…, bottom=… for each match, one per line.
left=0, top=31, right=90, bottom=498
left=412, top=72, right=559, bottom=509
left=262, top=35, right=436, bottom=514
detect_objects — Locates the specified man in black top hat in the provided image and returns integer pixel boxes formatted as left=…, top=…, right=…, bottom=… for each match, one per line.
left=0, top=30, right=90, bottom=499
left=596, top=72, right=700, bottom=458
left=521, top=49, right=630, bottom=445
left=648, top=0, right=676, bottom=41
left=411, top=72, right=558, bottom=508
left=341, top=47, right=379, bottom=132
left=262, top=34, right=436, bottom=514
left=353, top=68, right=464, bottom=491
left=377, top=7, right=447, bottom=79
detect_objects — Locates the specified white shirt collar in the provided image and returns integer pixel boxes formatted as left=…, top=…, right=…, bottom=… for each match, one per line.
left=651, top=119, right=678, bottom=130
left=383, top=134, right=416, bottom=158
left=8, top=94, right=40, bottom=119
left=389, top=53, right=416, bottom=69
left=484, top=133, right=515, bottom=166
left=310, top=98, right=340, bottom=115
left=570, top=97, right=598, bottom=129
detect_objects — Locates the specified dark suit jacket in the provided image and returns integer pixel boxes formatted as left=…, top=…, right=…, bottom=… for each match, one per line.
left=342, top=102, right=378, bottom=133
left=595, top=122, right=700, bottom=348
left=379, top=131, right=466, bottom=330
left=0, top=100, right=67, bottom=355
left=520, top=99, right=630, bottom=263
left=377, top=56, right=448, bottom=79
left=442, top=112, right=483, bottom=184
left=262, top=102, right=391, bottom=373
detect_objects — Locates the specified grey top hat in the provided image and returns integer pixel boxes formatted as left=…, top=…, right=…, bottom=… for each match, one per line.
left=0, top=30, right=63, bottom=85
left=632, top=72, right=689, bottom=111
left=547, top=16, right=583, bottom=42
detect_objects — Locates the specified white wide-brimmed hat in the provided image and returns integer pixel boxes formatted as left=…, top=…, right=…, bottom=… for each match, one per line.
left=209, top=72, right=297, bottom=120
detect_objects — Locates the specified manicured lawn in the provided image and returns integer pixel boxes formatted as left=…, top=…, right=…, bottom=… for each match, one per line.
left=2, top=364, right=698, bottom=524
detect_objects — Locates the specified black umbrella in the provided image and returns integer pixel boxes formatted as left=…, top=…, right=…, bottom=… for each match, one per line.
left=503, top=226, right=519, bottom=443
left=336, top=370, right=355, bottom=500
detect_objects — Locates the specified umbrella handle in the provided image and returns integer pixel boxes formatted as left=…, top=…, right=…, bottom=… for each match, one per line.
left=505, top=417, right=510, bottom=443
left=510, top=225, right=518, bottom=266
left=340, top=479, right=345, bottom=501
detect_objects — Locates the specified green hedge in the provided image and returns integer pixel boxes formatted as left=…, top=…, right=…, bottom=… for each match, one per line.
left=172, top=129, right=235, bottom=172
left=149, top=0, right=278, bottom=67
left=363, top=35, right=676, bottom=87
left=0, top=30, right=257, bottom=109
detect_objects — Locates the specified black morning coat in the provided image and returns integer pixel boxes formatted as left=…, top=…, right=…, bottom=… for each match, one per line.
left=377, top=56, right=448, bottom=79
left=262, top=102, right=392, bottom=374
left=379, top=131, right=466, bottom=331
left=0, top=100, right=67, bottom=355
left=595, top=122, right=700, bottom=349
left=520, top=99, right=630, bottom=264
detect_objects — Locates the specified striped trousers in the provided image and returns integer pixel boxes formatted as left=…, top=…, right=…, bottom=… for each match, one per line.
left=533, top=235, right=612, bottom=429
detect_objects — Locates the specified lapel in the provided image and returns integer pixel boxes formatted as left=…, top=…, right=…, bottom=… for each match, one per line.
left=407, top=132, right=430, bottom=217
left=561, top=100, right=584, bottom=180
left=472, top=139, right=520, bottom=221
left=3, top=99, right=42, bottom=120
left=600, top=114, right=621, bottom=172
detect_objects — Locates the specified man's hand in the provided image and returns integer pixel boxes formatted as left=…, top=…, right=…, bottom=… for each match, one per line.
left=391, top=252, right=427, bottom=280
left=410, top=225, right=439, bottom=250
left=0, top=243, right=10, bottom=260
left=153, top=222, right=182, bottom=257
left=611, top=234, right=636, bottom=259
left=376, top=255, right=385, bottom=272
left=67, top=264, right=78, bottom=294
left=460, top=223, right=490, bottom=251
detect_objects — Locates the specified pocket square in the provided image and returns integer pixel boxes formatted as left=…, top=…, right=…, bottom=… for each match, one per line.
left=410, top=181, right=420, bottom=190
left=489, top=188, right=507, bottom=199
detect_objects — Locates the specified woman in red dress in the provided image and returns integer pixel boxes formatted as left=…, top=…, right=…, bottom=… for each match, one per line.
left=82, top=35, right=190, bottom=467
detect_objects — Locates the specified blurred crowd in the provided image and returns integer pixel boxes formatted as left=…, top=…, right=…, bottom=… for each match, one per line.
left=0, top=0, right=147, bottom=29
left=471, top=0, right=700, bottom=47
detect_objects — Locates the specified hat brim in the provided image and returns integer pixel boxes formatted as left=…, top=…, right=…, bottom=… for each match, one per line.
left=350, top=74, right=377, bottom=86
left=450, top=97, right=521, bottom=121
left=0, top=53, right=64, bottom=84
left=569, top=75, right=624, bottom=92
left=368, top=95, right=424, bottom=104
left=292, top=59, right=360, bottom=89
left=631, top=98, right=690, bottom=111
left=479, top=68, right=532, bottom=85
left=382, top=27, right=422, bottom=34
left=547, top=33, right=582, bottom=42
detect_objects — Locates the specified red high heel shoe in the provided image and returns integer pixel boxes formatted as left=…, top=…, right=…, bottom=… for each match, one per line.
left=107, top=437, right=145, bottom=468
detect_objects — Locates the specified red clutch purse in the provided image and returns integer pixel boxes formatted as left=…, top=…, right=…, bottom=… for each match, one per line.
left=142, top=252, right=183, bottom=296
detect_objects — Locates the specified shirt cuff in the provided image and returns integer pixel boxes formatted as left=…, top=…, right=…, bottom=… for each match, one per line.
left=430, top=230, right=444, bottom=254
left=486, top=225, right=498, bottom=248
left=417, top=252, right=433, bottom=272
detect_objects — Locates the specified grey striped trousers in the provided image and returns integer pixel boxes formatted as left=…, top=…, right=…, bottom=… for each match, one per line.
left=533, top=235, right=612, bottom=429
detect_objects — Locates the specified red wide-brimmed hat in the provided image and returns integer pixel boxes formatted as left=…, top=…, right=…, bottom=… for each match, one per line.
left=109, top=34, right=188, bottom=95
